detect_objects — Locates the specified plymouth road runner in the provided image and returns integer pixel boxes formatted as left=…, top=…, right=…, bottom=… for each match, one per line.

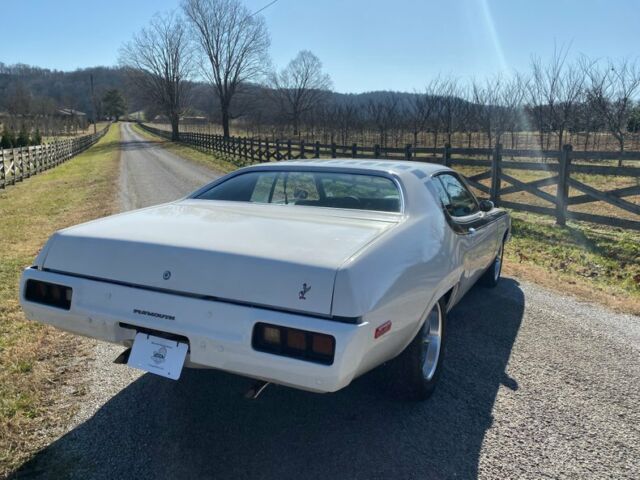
left=20, top=159, right=509, bottom=400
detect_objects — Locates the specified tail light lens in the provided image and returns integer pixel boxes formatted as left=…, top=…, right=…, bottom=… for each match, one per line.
left=252, top=322, right=335, bottom=365
left=24, top=280, right=72, bottom=310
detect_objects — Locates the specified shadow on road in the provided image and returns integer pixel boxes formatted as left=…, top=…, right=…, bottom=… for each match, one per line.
left=13, top=279, right=525, bottom=480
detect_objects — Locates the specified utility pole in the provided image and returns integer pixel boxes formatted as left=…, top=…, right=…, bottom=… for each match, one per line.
left=90, top=74, right=98, bottom=134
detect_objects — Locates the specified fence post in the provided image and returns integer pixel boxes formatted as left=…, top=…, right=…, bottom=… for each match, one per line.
left=374, top=144, right=381, bottom=158
left=351, top=143, right=357, bottom=158
left=0, top=149, right=4, bottom=188
left=556, top=144, right=572, bottom=226
left=331, top=143, right=337, bottom=158
left=300, top=140, right=305, bottom=159
left=314, top=141, right=320, bottom=158
left=490, top=143, right=502, bottom=204
left=287, top=140, right=292, bottom=159
left=265, top=139, right=270, bottom=161
left=404, top=144, right=412, bottom=161
left=443, top=143, right=452, bottom=167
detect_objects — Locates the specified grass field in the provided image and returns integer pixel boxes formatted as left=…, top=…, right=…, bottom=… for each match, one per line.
left=504, top=212, right=640, bottom=315
left=0, top=125, right=120, bottom=476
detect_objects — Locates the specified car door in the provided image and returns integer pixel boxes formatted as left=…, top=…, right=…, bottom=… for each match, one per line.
left=432, top=173, right=498, bottom=297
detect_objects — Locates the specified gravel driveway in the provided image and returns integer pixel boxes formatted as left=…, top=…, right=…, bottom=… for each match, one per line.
left=13, top=123, right=640, bottom=479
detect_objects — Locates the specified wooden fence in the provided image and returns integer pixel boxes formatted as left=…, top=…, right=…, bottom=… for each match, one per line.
left=140, top=123, right=640, bottom=230
left=0, top=125, right=109, bottom=190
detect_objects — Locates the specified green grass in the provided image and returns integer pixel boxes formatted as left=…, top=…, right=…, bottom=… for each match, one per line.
left=131, top=122, right=239, bottom=174
left=504, top=211, right=640, bottom=314
left=0, top=125, right=121, bottom=477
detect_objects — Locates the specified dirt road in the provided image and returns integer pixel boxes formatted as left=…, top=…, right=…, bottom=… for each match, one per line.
left=13, top=123, right=640, bottom=479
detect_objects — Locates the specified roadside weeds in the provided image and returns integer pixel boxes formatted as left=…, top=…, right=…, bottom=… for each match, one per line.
left=0, top=125, right=121, bottom=477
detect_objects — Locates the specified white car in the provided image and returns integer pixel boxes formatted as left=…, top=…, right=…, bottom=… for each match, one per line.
left=20, top=159, right=510, bottom=400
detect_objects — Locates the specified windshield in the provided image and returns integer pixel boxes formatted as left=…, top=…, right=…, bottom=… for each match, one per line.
left=195, top=170, right=402, bottom=213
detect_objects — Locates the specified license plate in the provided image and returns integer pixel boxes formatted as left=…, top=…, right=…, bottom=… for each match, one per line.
left=127, top=332, right=188, bottom=380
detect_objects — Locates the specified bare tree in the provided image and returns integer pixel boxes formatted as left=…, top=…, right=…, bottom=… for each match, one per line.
left=366, top=93, right=400, bottom=147
left=120, top=12, right=193, bottom=140
left=183, top=0, right=270, bottom=138
left=529, top=47, right=585, bottom=150
left=268, top=50, right=332, bottom=136
left=407, top=78, right=444, bottom=147
left=472, top=78, right=499, bottom=148
left=439, top=78, right=463, bottom=146
left=585, top=58, right=640, bottom=161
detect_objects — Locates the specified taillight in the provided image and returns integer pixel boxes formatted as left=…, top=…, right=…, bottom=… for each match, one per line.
left=24, top=280, right=72, bottom=310
left=252, top=322, right=335, bottom=365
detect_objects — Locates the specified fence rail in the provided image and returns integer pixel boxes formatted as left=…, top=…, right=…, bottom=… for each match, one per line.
left=0, top=125, right=110, bottom=190
left=140, top=123, right=640, bottom=230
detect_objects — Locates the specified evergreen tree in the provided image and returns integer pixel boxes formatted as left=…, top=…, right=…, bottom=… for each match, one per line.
left=0, top=127, right=15, bottom=149
left=16, top=125, right=30, bottom=147
left=102, top=89, right=127, bottom=121
left=31, top=128, right=42, bottom=145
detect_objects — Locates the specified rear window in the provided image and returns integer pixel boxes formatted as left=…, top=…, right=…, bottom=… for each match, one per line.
left=195, top=170, right=401, bottom=213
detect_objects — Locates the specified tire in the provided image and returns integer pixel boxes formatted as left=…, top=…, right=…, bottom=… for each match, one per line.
left=479, top=240, right=504, bottom=288
left=383, top=298, right=447, bottom=401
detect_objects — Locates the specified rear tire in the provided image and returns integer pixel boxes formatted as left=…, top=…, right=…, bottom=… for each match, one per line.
left=384, top=298, right=446, bottom=401
left=479, top=240, right=504, bottom=288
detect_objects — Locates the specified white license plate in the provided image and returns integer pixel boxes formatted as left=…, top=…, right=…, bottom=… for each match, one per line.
left=127, top=332, right=188, bottom=380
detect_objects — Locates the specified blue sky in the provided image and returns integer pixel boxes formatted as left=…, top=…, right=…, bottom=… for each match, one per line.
left=0, top=0, right=638, bottom=93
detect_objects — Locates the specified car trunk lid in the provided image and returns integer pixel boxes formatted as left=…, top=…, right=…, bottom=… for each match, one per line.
left=41, top=200, right=402, bottom=316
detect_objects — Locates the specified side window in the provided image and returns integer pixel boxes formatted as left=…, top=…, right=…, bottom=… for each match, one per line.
left=250, top=172, right=278, bottom=203
left=436, top=174, right=479, bottom=217
left=432, top=177, right=451, bottom=209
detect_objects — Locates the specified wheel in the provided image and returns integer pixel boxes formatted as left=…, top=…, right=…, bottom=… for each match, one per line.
left=384, top=298, right=446, bottom=401
left=479, top=240, right=504, bottom=288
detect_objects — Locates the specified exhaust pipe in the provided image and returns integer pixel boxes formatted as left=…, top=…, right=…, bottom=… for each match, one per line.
left=113, top=347, right=132, bottom=364
left=244, top=380, right=270, bottom=399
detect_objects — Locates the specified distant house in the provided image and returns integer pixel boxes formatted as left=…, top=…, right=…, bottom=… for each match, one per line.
left=151, top=114, right=208, bottom=125
left=182, top=115, right=207, bottom=125
left=152, top=114, right=169, bottom=123
left=57, top=108, right=86, bottom=118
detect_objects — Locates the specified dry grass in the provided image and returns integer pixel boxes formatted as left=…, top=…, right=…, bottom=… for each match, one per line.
left=0, top=125, right=120, bottom=477
left=131, top=123, right=237, bottom=174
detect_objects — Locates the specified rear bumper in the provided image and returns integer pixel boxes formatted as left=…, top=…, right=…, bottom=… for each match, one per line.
left=19, top=268, right=371, bottom=393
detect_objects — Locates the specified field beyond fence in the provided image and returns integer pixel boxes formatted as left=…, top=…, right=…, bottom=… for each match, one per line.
left=141, top=123, right=640, bottom=230
left=0, top=125, right=110, bottom=189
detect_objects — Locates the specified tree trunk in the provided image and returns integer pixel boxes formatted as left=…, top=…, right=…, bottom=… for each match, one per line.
left=221, top=107, right=230, bottom=138
left=170, top=114, right=180, bottom=141
left=558, top=128, right=564, bottom=151
left=293, top=115, right=299, bottom=137
left=617, top=133, right=624, bottom=167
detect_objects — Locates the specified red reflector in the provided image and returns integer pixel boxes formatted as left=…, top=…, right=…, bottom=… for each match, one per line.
left=311, top=334, right=334, bottom=356
left=374, top=321, right=392, bottom=339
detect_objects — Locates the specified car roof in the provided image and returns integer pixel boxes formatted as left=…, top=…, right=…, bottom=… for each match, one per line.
left=242, top=158, right=449, bottom=181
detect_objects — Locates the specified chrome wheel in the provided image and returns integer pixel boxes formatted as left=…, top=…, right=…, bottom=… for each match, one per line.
left=421, top=302, right=443, bottom=381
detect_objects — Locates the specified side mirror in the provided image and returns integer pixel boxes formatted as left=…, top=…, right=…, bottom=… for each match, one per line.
left=479, top=199, right=494, bottom=212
